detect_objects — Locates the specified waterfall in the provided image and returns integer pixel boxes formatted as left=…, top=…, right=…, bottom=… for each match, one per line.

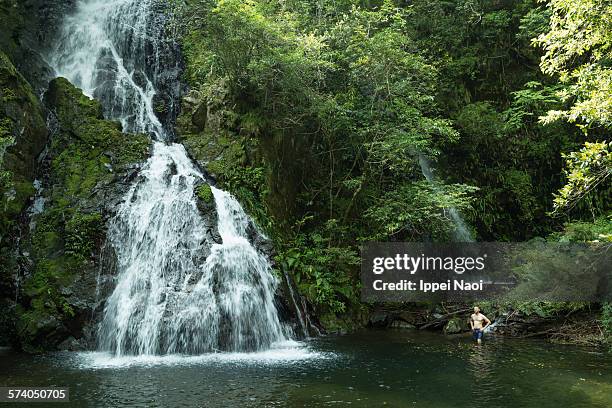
left=48, top=0, right=289, bottom=355
left=48, top=0, right=171, bottom=138
left=418, top=155, right=474, bottom=242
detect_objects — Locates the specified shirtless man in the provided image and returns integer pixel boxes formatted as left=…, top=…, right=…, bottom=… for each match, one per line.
left=470, top=306, right=491, bottom=344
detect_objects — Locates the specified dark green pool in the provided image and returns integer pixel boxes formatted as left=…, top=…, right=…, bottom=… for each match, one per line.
left=1, top=330, right=610, bottom=407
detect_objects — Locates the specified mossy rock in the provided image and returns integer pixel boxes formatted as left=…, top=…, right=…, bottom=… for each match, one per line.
left=45, top=77, right=104, bottom=120
left=0, top=50, right=48, bottom=346
left=15, top=78, right=151, bottom=352
left=0, top=51, right=47, bottom=230
left=196, top=183, right=213, bottom=203
left=44, top=78, right=150, bottom=203
left=319, top=312, right=362, bottom=334
left=443, top=317, right=467, bottom=334
left=180, top=127, right=247, bottom=181
left=176, top=93, right=248, bottom=181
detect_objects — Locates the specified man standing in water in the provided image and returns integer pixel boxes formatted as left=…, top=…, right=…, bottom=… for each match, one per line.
left=470, top=306, right=491, bottom=344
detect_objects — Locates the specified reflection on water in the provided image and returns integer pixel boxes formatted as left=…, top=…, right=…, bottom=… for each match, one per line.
left=1, top=331, right=611, bottom=407
left=467, top=345, right=506, bottom=406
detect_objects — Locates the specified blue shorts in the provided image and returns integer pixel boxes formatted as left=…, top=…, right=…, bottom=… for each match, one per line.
left=473, top=329, right=484, bottom=340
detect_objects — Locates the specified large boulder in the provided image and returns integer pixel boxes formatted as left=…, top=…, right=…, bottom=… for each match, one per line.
left=443, top=317, right=467, bottom=334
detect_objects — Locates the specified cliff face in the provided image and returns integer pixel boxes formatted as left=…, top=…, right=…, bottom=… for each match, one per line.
left=0, top=0, right=64, bottom=348
left=1, top=71, right=151, bottom=351
left=0, top=1, right=153, bottom=351
left=0, top=0, right=56, bottom=345
left=0, top=0, right=73, bottom=283
left=0, top=0, right=74, bottom=91
left=0, top=50, right=49, bottom=347
left=14, top=78, right=150, bottom=352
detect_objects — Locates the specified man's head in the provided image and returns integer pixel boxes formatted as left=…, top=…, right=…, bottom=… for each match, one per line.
left=473, top=306, right=480, bottom=314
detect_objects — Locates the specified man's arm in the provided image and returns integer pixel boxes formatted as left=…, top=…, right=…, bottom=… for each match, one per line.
left=469, top=315, right=474, bottom=330
left=482, top=315, right=491, bottom=330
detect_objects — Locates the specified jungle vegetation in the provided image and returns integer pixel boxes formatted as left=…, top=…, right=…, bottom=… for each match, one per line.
left=171, top=0, right=610, bottom=330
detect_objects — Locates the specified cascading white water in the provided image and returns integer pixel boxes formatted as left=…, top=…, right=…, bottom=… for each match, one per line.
left=49, top=0, right=289, bottom=355
left=162, top=187, right=288, bottom=354
left=418, top=155, right=474, bottom=242
left=49, top=0, right=167, bottom=138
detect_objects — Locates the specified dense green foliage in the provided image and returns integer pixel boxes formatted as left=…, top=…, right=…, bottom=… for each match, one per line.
left=536, top=0, right=612, bottom=128
left=175, top=0, right=611, bottom=325
left=178, top=0, right=478, bottom=320
left=553, top=141, right=611, bottom=213
left=536, top=0, right=611, bottom=222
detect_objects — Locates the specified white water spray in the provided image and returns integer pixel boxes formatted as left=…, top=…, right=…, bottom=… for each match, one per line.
left=49, top=0, right=289, bottom=355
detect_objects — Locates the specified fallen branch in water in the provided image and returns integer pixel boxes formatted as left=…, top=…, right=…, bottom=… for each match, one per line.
left=418, top=308, right=471, bottom=330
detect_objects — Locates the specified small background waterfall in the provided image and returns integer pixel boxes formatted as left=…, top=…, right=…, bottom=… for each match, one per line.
left=48, top=0, right=289, bottom=355
left=418, top=155, right=474, bottom=242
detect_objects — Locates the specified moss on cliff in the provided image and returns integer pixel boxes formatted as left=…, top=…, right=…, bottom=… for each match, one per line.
left=15, top=78, right=150, bottom=352
left=0, top=51, right=47, bottom=237
left=196, top=183, right=213, bottom=203
left=0, top=51, right=48, bottom=347
left=177, top=95, right=274, bottom=233
left=0, top=0, right=28, bottom=63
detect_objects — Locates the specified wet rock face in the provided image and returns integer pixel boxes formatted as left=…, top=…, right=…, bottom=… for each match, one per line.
left=0, top=52, right=48, bottom=192
left=245, top=221, right=275, bottom=257
left=0, top=51, right=49, bottom=348
left=81, top=0, right=184, bottom=138
left=0, top=0, right=75, bottom=92
left=146, top=0, right=185, bottom=136
left=12, top=78, right=151, bottom=352
left=194, top=180, right=222, bottom=246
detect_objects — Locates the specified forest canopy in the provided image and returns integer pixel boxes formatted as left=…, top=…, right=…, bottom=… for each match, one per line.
left=170, top=0, right=611, bottom=323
